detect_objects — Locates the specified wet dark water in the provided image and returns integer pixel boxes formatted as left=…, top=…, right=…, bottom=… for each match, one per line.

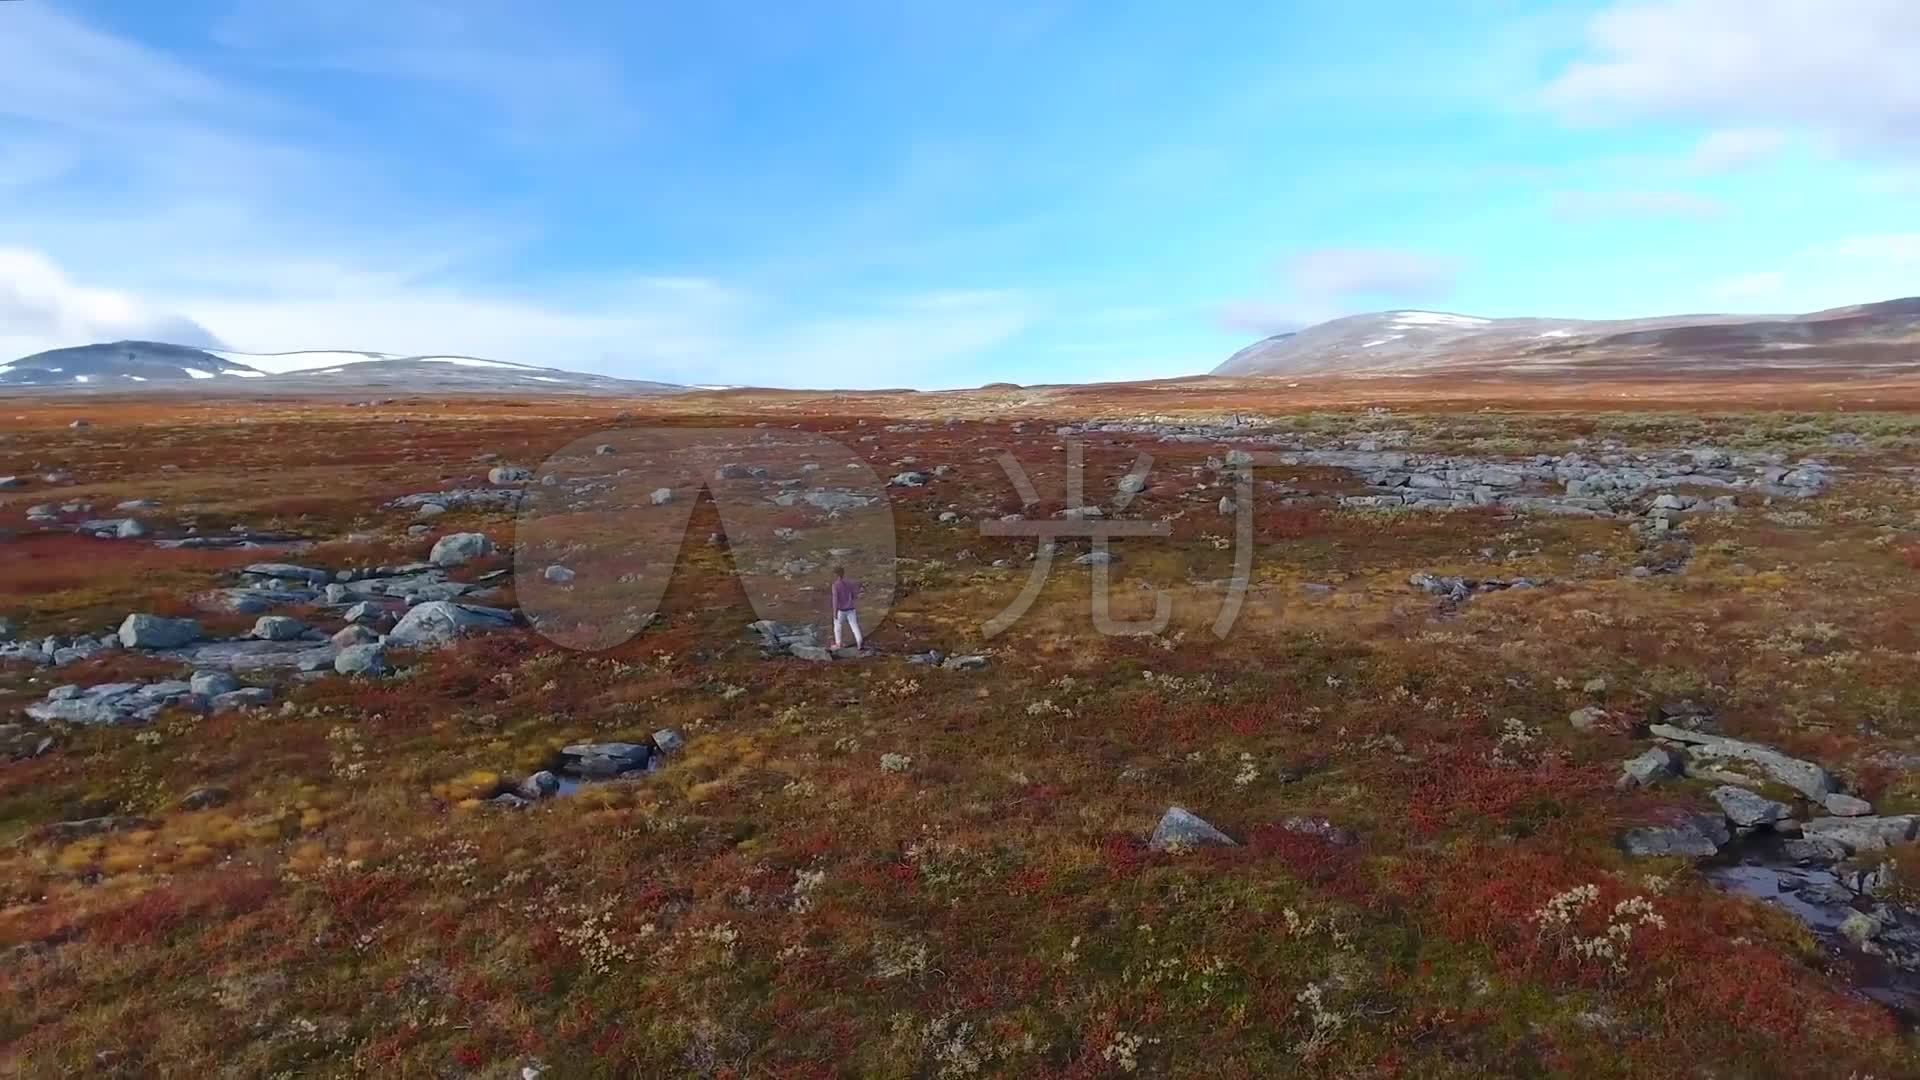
left=1704, top=839, right=1920, bottom=1022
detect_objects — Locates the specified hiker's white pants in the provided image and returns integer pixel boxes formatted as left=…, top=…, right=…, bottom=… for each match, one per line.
left=833, top=609, right=862, bottom=645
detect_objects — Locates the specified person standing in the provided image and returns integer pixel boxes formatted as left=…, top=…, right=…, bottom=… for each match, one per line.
left=830, top=566, right=863, bottom=649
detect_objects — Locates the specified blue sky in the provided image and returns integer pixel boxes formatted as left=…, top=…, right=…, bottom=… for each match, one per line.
left=1, top=1, right=1917, bottom=388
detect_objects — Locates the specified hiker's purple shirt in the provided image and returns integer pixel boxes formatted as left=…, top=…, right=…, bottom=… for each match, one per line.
left=831, top=578, right=860, bottom=611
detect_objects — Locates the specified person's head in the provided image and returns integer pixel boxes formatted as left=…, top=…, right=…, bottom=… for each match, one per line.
left=833, top=566, right=845, bottom=579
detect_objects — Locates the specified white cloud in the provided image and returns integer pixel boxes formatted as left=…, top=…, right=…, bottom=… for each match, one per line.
left=1549, top=190, right=1727, bottom=219
left=1544, top=0, right=1920, bottom=155
left=1689, top=128, right=1788, bottom=173
left=0, top=247, right=220, bottom=360
left=1217, top=249, right=1460, bottom=335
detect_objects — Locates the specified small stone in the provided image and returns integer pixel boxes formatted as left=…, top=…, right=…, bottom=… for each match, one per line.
left=941, top=654, right=989, bottom=671
left=488, top=466, right=532, bottom=485
left=517, top=771, right=560, bottom=799
left=490, top=792, right=532, bottom=810
left=179, top=787, right=231, bottom=811
left=115, top=518, right=149, bottom=539
left=343, top=601, right=383, bottom=625
left=789, top=644, right=835, bottom=662
left=543, top=565, right=576, bottom=584
left=1568, top=706, right=1608, bottom=732
left=1278, top=816, right=1356, bottom=846
left=1074, top=550, right=1117, bottom=566
left=649, top=487, right=674, bottom=505
left=1149, top=807, right=1236, bottom=852
left=1618, top=746, right=1681, bottom=789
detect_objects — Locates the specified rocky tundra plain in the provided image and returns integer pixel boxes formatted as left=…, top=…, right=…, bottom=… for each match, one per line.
left=3, top=391, right=1920, bottom=1076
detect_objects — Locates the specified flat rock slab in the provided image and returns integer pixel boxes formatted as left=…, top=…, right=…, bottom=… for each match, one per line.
left=196, top=587, right=319, bottom=614
left=1621, top=811, right=1730, bottom=858
left=1650, top=723, right=1837, bottom=800
left=152, top=639, right=339, bottom=673
left=26, top=681, right=196, bottom=725
left=1802, top=816, right=1920, bottom=854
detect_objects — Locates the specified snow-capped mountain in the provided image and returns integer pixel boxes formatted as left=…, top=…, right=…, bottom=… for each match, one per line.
left=0, top=342, right=687, bottom=395
left=1214, top=298, right=1920, bottom=378
left=0, top=341, right=270, bottom=386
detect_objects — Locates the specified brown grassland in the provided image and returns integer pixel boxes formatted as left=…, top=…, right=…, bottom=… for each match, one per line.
left=5, top=377, right=1920, bottom=1077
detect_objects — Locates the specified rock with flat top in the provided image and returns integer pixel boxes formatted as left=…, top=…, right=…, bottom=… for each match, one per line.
left=118, top=613, right=201, bottom=649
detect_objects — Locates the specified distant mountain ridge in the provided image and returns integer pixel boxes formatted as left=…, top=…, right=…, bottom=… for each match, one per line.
left=1215, top=297, right=1920, bottom=378
left=0, top=341, right=687, bottom=395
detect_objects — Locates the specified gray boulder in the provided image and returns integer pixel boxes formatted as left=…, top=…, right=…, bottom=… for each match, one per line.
left=1709, top=785, right=1792, bottom=828
left=342, top=601, right=384, bottom=625
left=251, top=615, right=308, bottom=641
left=649, top=487, right=674, bottom=505
left=330, top=624, right=380, bottom=648
left=789, top=643, right=836, bottom=662
left=115, top=518, right=149, bottom=539
left=189, top=670, right=239, bottom=698
left=488, top=466, right=532, bottom=485
left=1823, top=793, right=1874, bottom=817
left=1621, top=812, right=1729, bottom=858
left=334, top=643, right=388, bottom=677
left=1148, top=807, right=1236, bottom=852
left=118, top=613, right=201, bottom=649
left=652, top=728, right=685, bottom=756
left=517, top=771, right=561, bottom=799
left=429, top=532, right=494, bottom=568
left=386, top=601, right=515, bottom=648
left=560, top=742, right=651, bottom=779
